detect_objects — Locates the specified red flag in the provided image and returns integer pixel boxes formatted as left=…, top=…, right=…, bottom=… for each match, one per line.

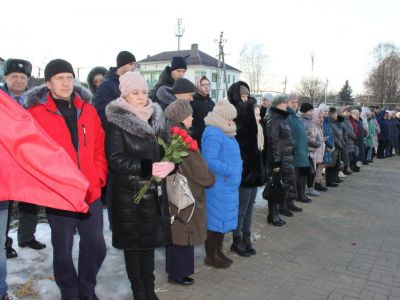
left=0, top=89, right=89, bottom=213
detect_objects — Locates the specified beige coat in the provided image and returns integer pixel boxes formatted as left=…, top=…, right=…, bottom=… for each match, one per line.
left=169, top=149, right=214, bottom=246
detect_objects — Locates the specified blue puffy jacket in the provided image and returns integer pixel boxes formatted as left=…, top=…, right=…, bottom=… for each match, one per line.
left=322, top=117, right=334, bottom=165
left=201, top=126, right=242, bottom=233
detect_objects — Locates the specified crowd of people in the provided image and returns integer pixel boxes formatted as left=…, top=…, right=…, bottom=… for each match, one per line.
left=1, top=51, right=400, bottom=300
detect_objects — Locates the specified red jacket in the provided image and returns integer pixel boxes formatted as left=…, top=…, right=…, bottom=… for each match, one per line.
left=0, top=90, right=89, bottom=212
left=27, top=86, right=107, bottom=204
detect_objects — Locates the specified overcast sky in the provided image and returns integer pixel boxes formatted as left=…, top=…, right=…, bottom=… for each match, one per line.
left=2, top=0, right=399, bottom=95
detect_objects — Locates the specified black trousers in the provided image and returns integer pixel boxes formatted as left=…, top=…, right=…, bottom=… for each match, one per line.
left=124, top=249, right=158, bottom=300
left=295, top=168, right=306, bottom=201
left=17, top=202, right=39, bottom=244
left=165, top=244, right=194, bottom=281
left=46, top=200, right=106, bottom=298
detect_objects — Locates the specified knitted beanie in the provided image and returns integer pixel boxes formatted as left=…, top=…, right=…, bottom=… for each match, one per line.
left=172, top=78, right=196, bottom=95
left=164, top=100, right=193, bottom=123
left=170, top=56, right=187, bottom=71
left=239, top=85, right=250, bottom=96
left=213, top=99, right=237, bottom=120
left=261, top=92, right=273, bottom=102
left=44, top=59, right=75, bottom=81
left=318, top=103, right=329, bottom=112
left=119, top=71, right=148, bottom=97
left=328, top=107, right=337, bottom=115
left=300, top=102, right=314, bottom=113
left=116, top=51, right=136, bottom=68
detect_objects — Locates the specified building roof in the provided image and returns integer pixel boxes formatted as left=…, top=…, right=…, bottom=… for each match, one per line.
left=138, top=44, right=240, bottom=72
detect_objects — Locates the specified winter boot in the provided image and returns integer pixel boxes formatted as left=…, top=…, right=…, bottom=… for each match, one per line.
left=230, top=234, right=251, bottom=257
left=287, top=199, right=303, bottom=212
left=215, top=233, right=233, bottom=264
left=267, top=202, right=285, bottom=226
left=306, top=187, right=320, bottom=196
left=314, top=183, right=328, bottom=191
left=279, top=200, right=293, bottom=217
left=204, top=231, right=231, bottom=268
left=343, top=166, right=352, bottom=175
left=5, top=237, right=17, bottom=259
left=243, top=232, right=256, bottom=255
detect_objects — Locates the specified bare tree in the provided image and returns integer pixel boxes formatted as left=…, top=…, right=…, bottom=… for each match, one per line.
left=296, top=77, right=324, bottom=106
left=364, top=43, right=400, bottom=106
left=239, top=42, right=267, bottom=95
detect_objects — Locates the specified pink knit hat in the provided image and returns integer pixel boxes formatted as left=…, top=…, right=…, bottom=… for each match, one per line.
left=119, top=71, right=148, bottom=97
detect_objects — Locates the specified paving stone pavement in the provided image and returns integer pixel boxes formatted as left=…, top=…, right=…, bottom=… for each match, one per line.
left=155, top=157, right=400, bottom=300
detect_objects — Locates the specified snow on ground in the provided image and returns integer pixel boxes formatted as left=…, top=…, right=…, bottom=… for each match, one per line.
left=8, top=189, right=266, bottom=299
left=7, top=210, right=208, bottom=300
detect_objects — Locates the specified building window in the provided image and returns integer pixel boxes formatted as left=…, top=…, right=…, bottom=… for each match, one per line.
left=212, top=73, right=218, bottom=83
left=211, top=89, right=217, bottom=99
left=195, top=71, right=207, bottom=80
left=222, top=91, right=226, bottom=98
left=228, top=74, right=231, bottom=84
left=232, top=75, right=235, bottom=83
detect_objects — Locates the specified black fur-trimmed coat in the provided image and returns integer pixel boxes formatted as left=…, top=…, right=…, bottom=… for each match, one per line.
left=227, top=81, right=265, bottom=187
left=105, top=100, right=171, bottom=250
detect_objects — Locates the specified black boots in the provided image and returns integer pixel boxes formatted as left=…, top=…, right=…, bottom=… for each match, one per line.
left=267, top=202, right=285, bottom=226
left=325, top=169, right=338, bottom=187
left=5, top=237, right=17, bottom=259
left=314, top=183, right=328, bottom=191
left=230, top=235, right=251, bottom=257
left=242, top=232, right=256, bottom=255
left=287, top=199, right=303, bottom=212
left=279, top=200, right=293, bottom=217
left=205, top=231, right=231, bottom=268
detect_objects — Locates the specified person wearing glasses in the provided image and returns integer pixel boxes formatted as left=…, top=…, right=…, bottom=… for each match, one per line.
left=191, top=76, right=215, bottom=149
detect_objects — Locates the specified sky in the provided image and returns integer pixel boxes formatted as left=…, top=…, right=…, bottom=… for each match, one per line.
left=2, top=0, right=399, bottom=95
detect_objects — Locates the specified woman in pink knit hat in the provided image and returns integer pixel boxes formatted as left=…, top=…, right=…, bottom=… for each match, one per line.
left=105, top=71, right=174, bottom=300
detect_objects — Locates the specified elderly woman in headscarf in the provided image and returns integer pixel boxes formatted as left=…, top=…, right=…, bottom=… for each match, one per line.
left=191, top=76, right=215, bottom=148
left=312, top=108, right=327, bottom=192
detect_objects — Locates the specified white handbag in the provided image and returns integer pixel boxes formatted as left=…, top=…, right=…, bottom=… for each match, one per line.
left=166, top=171, right=196, bottom=224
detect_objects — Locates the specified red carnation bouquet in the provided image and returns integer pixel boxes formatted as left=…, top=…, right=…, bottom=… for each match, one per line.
left=133, top=126, right=199, bottom=204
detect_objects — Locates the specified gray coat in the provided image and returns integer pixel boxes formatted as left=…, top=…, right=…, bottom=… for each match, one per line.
left=342, top=118, right=356, bottom=153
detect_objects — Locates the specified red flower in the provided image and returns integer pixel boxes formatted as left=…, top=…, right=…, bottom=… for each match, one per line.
left=184, top=136, right=193, bottom=145
left=180, top=130, right=188, bottom=138
left=189, top=140, right=199, bottom=152
left=170, top=127, right=180, bottom=135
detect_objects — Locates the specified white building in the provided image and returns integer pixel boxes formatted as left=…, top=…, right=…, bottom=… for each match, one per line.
left=138, top=44, right=241, bottom=101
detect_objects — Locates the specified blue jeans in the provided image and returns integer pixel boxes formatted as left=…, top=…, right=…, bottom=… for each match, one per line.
left=234, top=187, right=258, bottom=235
left=0, top=202, right=9, bottom=296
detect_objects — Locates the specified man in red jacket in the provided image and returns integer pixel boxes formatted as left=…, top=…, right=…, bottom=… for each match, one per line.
left=26, top=59, right=107, bottom=300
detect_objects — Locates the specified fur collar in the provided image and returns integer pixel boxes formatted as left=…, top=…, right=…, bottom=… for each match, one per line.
left=270, top=107, right=289, bottom=118
left=25, top=84, right=92, bottom=108
left=106, top=100, right=165, bottom=139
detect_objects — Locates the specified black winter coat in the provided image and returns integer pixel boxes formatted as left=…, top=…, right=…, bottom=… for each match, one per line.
left=190, top=92, right=215, bottom=148
left=228, top=81, right=264, bottom=187
left=93, top=68, right=120, bottom=131
left=264, top=107, right=296, bottom=203
left=105, top=100, right=171, bottom=250
left=149, top=66, right=175, bottom=111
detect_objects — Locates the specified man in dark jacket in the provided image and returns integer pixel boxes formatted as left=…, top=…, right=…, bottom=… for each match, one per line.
left=1, top=58, right=46, bottom=259
left=191, top=76, right=214, bottom=148
left=150, top=56, right=187, bottom=110
left=27, top=59, right=108, bottom=300
left=92, top=51, right=136, bottom=131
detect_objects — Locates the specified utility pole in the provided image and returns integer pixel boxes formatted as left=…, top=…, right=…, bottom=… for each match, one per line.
left=282, top=76, right=288, bottom=93
left=175, top=18, right=185, bottom=51
left=324, top=78, right=329, bottom=104
left=311, top=52, right=315, bottom=77
left=214, top=31, right=228, bottom=102
left=77, top=68, right=80, bottom=79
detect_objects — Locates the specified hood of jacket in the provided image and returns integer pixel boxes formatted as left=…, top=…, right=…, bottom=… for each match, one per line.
left=158, top=66, right=174, bottom=87
left=270, top=107, right=290, bottom=119
left=105, top=100, right=165, bottom=140
left=24, top=84, right=92, bottom=108
left=227, top=81, right=251, bottom=107
left=87, top=66, right=108, bottom=94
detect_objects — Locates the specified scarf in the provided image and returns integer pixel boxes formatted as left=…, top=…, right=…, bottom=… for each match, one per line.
left=256, top=121, right=264, bottom=151
left=204, top=112, right=237, bottom=137
left=195, top=76, right=209, bottom=97
left=117, top=97, right=154, bottom=122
